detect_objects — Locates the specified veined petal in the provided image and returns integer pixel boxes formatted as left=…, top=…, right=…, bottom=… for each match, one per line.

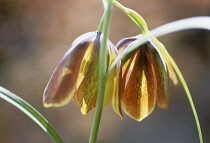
left=76, top=34, right=100, bottom=115
left=156, top=42, right=178, bottom=85
left=117, top=36, right=171, bottom=121
left=77, top=34, right=122, bottom=116
left=43, top=32, right=96, bottom=107
left=107, top=40, right=122, bottom=119
left=122, top=45, right=156, bottom=121
left=117, top=36, right=177, bottom=85
left=109, top=64, right=122, bottom=119
left=148, top=42, right=169, bottom=108
left=77, top=34, right=121, bottom=115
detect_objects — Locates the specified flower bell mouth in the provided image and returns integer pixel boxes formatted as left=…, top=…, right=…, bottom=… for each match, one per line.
left=43, top=32, right=121, bottom=116
left=116, top=36, right=170, bottom=121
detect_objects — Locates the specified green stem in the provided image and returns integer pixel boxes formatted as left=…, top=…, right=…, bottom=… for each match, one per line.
left=166, top=54, right=203, bottom=143
left=97, top=13, right=105, bottom=33
left=89, top=0, right=113, bottom=143
left=113, top=0, right=149, bottom=34
left=0, top=86, right=63, bottom=143
left=108, top=17, right=210, bottom=74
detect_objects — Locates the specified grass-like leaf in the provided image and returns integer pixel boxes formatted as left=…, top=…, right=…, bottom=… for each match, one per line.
left=0, top=86, right=64, bottom=143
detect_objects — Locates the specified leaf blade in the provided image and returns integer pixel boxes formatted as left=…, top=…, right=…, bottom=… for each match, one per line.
left=0, top=86, right=63, bottom=143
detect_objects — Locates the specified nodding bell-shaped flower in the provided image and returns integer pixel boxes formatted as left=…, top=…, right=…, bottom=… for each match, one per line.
left=116, top=35, right=174, bottom=121
left=43, top=32, right=121, bottom=116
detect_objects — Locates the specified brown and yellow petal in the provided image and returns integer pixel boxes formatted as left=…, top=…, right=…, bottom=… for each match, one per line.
left=147, top=42, right=169, bottom=108
left=76, top=34, right=100, bottom=114
left=121, top=44, right=156, bottom=121
left=119, top=40, right=169, bottom=121
left=76, top=34, right=121, bottom=115
left=107, top=40, right=123, bottom=119
left=155, top=41, right=178, bottom=85
left=43, top=32, right=96, bottom=108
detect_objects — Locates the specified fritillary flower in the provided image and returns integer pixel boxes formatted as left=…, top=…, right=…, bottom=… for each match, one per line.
left=43, top=32, right=121, bottom=116
left=116, top=35, right=177, bottom=121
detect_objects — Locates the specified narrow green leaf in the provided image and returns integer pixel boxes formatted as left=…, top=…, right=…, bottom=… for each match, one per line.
left=0, top=86, right=64, bottom=143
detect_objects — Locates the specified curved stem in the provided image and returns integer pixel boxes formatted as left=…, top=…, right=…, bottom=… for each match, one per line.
left=113, top=0, right=149, bottom=34
left=0, top=86, right=63, bottom=143
left=89, top=0, right=113, bottom=143
left=166, top=54, right=203, bottom=143
left=108, top=17, right=210, bottom=73
left=97, top=13, right=105, bottom=33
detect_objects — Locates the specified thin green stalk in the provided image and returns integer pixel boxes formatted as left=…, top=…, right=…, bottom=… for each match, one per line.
left=151, top=38, right=203, bottom=143
left=113, top=0, right=149, bottom=34
left=153, top=38, right=203, bottom=143
left=108, top=17, right=210, bottom=73
left=0, top=86, right=63, bottom=143
left=166, top=54, right=203, bottom=143
left=89, top=0, right=113, bottom=143
left=97, top=13, right=105, bottom=33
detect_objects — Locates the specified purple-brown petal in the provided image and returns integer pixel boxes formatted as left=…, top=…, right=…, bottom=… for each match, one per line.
left=116, top=37, right=137, bottom=52
left=43, top=32, right=96, bottom=107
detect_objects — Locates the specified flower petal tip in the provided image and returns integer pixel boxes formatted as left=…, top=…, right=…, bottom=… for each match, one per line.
left=43, top=103, right=52, bottom=108
left=158, top=102, right=169, bottom=109
left=173, top=79, right=178, bottom=86
left=80, top=99, right=88, bottom=115
left=136, top=118, right=143, bottom=122
left=116, top=112, right=123, bottom=120
left=81, top=111, right=87, bottom=115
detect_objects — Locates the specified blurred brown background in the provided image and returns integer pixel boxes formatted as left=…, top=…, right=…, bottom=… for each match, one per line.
left=0, top=0, right=210, bottom=143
